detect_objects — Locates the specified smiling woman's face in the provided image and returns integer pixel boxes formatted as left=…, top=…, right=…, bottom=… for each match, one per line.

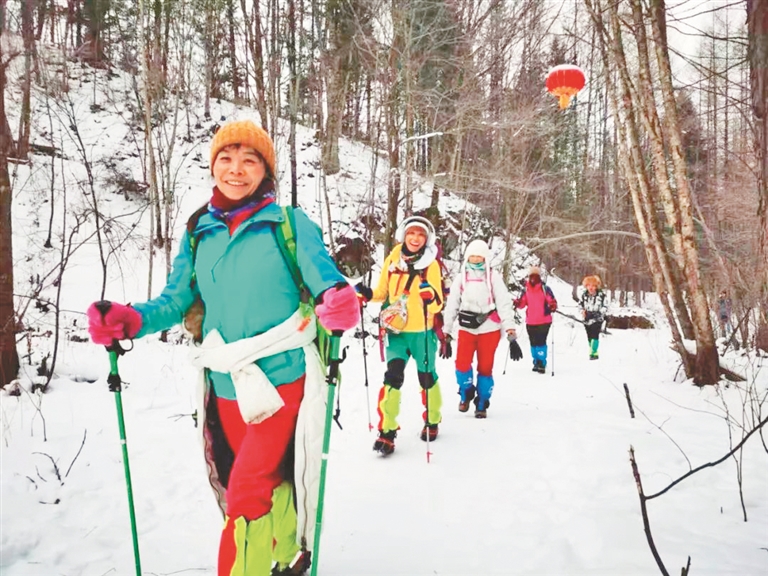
left=404, top=227, right=427, bottom=252
left=212, top=145, right=266, bottom=200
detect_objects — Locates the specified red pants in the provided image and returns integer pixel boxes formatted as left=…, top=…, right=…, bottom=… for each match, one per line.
left=455, top=330, right=501, bottom=376
left=216, top=376, right=305, bottom=520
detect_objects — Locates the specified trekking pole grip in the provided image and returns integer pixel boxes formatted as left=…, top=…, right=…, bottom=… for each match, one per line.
left=94, top=300, right=125, bottom=391
left=326, top=331, right=345, bottom=384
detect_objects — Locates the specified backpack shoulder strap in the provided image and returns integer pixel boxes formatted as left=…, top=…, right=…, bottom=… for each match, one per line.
left=186, top=203, right=209, bottom=288
left=273, top=205, right=308, bottom=299
left=186, top=203, right=209, bottom=253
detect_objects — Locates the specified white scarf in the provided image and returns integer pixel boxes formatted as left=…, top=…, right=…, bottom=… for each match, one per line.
left=189, top=309, right=317, bottom=423
left=190, top=308, right=327, bottom=548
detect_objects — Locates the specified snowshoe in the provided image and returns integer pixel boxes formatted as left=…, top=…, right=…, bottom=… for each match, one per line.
left=272, top=550, right=311, bottom=575
left=420, top=424, right=439, bottom=442
left=373, top=430, right=397, bottom=455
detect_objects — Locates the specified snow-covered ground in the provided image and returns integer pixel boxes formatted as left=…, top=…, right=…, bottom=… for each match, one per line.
left=2, top=293, right=767, bottom=575
left=1, top=63, right=767, bottom=576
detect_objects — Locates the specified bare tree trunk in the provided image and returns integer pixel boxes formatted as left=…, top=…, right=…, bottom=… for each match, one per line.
left=587, top=0, right=693, bottom=375
left=384, top=0, right=405, bottom=253
left=385, top=88, right=401, bottom=254
left=322, top=51, right=343, bottom=175
left=601, top=0, right=694, bottom=339
left=288, top=0, right=298, bottom=204
left=250, top=0, right=269, bottom=129
left=203, top=0, right=214, bottom=117
left=226, top=0, right=239, bottom=101
left=748, top=0, right=768, bottom=311
left=0, top=47, right=20, bottom=386
left=650, top=0, right=719, bottom=384
left=17, top=0, right=35, bottom=160
left=267, top=0, right=280, bottom=132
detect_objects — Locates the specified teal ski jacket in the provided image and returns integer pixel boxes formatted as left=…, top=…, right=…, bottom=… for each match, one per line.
left=132, top=202, right=344, bottom=399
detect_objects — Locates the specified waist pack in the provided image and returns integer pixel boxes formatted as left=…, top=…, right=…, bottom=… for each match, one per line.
left=380, top=296, right=408, bottom=333
left=458, top=309, right=494, bottom=329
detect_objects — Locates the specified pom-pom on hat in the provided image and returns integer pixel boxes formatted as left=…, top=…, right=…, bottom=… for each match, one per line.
left=528, top=266, right=541, bottom=277
left=210, top=120, right=276, bottom=178
left=464, top=239, right=490, bottom=262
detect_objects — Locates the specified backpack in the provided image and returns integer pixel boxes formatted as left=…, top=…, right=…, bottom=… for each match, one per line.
left=183, top=204, right=332, bottom=368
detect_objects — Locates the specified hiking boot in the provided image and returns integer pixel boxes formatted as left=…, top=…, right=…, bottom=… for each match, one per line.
left=272, top=550, right=311, bottom=575
left=589, top=353, right=599, bottom=360
left=475, top=408, right=487, bottom=419
left=373, top=430, right=396, bottom=455
left=420, top=424, right=439, bottom=441
left=458, top=385, right=475, bottom=412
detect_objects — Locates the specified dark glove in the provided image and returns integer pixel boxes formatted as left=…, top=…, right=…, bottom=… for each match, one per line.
left=418, top=281, right=435, bottom=304
left=548, top=299, right=558, bottom=313
left=439, top=335, right=453, bottom=359
left=355, top=283, right=373, bottom=303
left=508, top=339, right=523, bottom=361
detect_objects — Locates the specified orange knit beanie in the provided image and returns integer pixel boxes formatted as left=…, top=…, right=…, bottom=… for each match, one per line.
left=210, top=120, right=276, bottom=177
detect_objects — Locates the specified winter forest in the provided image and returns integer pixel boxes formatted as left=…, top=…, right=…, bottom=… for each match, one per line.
left=1, top=0, right=768, bottom=575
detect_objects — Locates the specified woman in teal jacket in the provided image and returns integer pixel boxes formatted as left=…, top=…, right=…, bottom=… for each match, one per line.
left=87, top=120, right=359, bottom=576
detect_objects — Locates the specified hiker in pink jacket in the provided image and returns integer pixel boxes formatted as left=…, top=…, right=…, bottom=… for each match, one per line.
left=513, top=266, right=557, bottom=374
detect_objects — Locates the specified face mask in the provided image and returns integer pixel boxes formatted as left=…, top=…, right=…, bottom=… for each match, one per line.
left=529, top=275, right=541, bottom=286
left=466, top=261, right=485, bottom=271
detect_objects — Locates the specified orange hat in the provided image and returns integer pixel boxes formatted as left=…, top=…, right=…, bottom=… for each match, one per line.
left=210, top=120, right=276, bottom=177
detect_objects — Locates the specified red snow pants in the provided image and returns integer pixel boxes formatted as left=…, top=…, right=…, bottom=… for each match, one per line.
left=455, top=329, right=501, bottom=376
left=216, top=376, right=305, bottom=520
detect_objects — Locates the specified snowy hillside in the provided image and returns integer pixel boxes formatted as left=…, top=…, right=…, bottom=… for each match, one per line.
left=1, top=64, right=767, bottom=576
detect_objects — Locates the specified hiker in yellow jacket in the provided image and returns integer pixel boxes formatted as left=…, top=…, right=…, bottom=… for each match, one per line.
left=356, top=216, right=444, bottom=455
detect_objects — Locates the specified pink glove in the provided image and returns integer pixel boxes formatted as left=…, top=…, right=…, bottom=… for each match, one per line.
left=316, top=284, right=361, bottom=332
left=87, top=301, right=143, bottom=345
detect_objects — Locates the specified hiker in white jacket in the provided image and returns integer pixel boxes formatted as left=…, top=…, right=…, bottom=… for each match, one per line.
left=441, top=240, right=518, bottom=418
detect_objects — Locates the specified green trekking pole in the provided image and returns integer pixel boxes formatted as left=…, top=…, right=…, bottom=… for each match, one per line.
left=94, top=301, right=142, bottom=576
left=311, top=330, right=345, bottom=576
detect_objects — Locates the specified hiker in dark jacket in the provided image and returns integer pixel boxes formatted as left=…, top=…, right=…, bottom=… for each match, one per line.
left=513, top=266, right=558, bottom=374
left=578, top=275, right=608, bottom=360
left=86, top=120, right=359, bottom=576
left=717, top=290, right=733, bottom=339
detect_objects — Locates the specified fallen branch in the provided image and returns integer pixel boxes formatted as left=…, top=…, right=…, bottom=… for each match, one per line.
left=646, top=414, right=768, bottom=500
left=623, top=383, right=635, bottom=418
left=629, top=446, right=670, bottom=576
left=33, top=452, right=61, bottom=482
left=64, top=429, right=87, bottom=479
